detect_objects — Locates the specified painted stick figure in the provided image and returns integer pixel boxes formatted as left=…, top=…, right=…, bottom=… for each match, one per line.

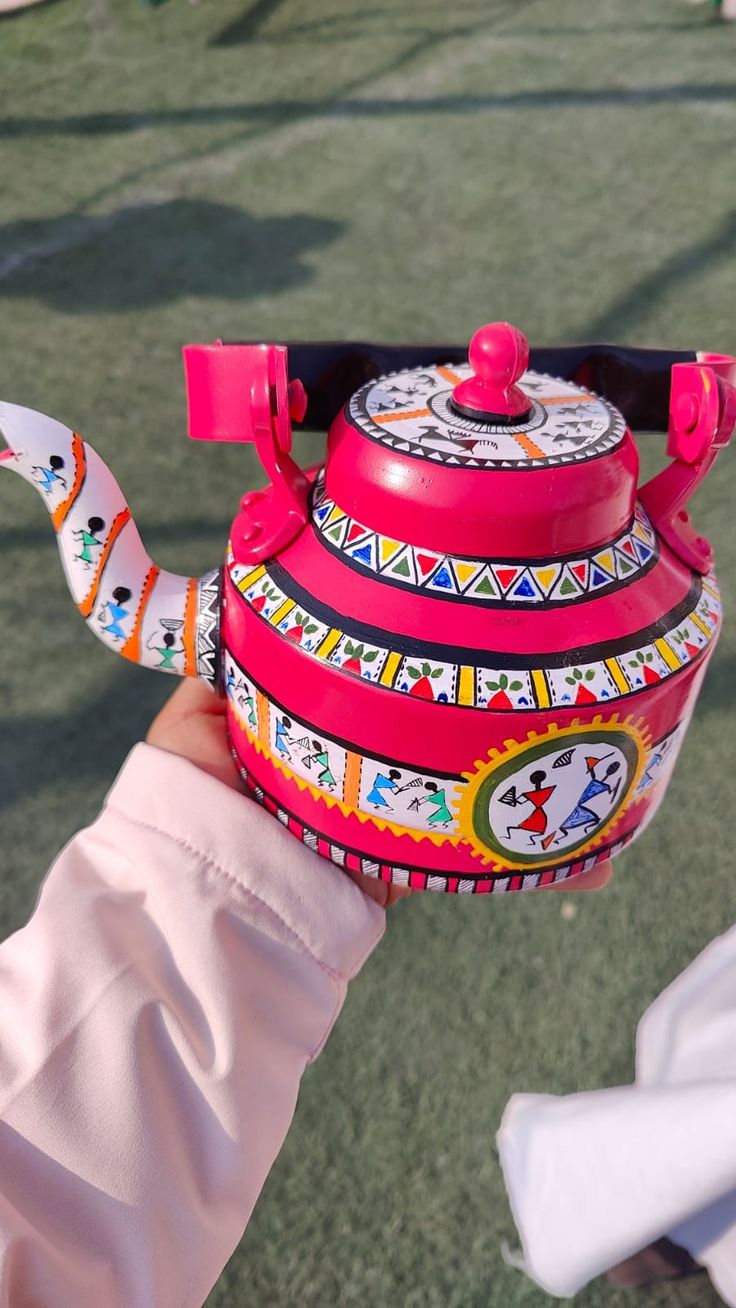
left=239, top=691, right=257, bottom=731
left=366, top=768, right=401, bottom=809
left=558, top=756, right=621, bottom=839
left=98, top=586, right=131, bottom=641
left=305, top=740, right=336, bottom=790
left=505, top=770, right=556, bottom=845
left=638, top=748, right=663, bottom=794
left=31, top=455, right=66, bottom=495
left=274, top=715, right=293, bottom=760
left=146, top=630, right=182, bottom=671
left=414, top=781, right=453, bottom=827
left=73, top=516, right=105, bottom=569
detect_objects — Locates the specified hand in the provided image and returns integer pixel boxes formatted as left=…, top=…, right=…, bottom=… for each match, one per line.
left=146, top=679, right=411, bottom=907
left=146, top=681, right=611, bottom=903
left=147, top=677, right=242, bottom=792
left=547, top=859, right=613, bottom=892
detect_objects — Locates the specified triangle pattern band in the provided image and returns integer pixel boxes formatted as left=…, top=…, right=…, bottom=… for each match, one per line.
left=311, top=491, right=659, bottom=604
left=466, top=568, right=499, bottom=599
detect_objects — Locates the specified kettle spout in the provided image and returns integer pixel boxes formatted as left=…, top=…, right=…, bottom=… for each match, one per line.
left=0, top=402, right=221, bottom=685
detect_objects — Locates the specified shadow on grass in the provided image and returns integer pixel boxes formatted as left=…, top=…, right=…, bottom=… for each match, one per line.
left=208, top=0, right=519, bottom=46
left=0, top=671, right=169, bottom=814
left=2, top=82, right=735, bottom=139
left=210, top=12, right=719, bottom=46
left=209, top=0, right=290, bottom=46
left=0, top=199, right=343, bottom=311
left=580, top=208, right=736, bottom=340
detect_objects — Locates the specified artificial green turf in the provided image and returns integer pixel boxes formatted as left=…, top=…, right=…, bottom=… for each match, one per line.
left=1, top=0, right=735, bottom=1303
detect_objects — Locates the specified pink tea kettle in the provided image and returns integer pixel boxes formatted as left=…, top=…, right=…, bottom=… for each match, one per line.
left=1, top=323, right=734, bottom=894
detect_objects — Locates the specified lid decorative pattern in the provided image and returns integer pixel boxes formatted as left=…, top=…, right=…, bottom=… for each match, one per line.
left=347, top=365, right=627, bottom=469
left=228, top=554, right=721, bottom=711
left=311, top=472, right=659, bottom=606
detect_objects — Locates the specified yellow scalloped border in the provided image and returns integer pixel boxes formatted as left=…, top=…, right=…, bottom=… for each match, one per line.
left=454, top=714, right=651, bottom=870
left=231, top=701, right=463, bottom=851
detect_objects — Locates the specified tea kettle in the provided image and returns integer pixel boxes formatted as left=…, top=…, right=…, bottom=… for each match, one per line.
left=2, top=322, right=734, bottom=893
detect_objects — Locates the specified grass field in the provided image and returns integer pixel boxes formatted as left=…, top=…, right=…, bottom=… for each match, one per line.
left=1, top=0, right=736, bottom=1304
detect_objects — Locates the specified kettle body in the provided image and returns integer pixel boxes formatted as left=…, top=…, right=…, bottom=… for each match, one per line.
left=2, top=323, right=734, bottom=893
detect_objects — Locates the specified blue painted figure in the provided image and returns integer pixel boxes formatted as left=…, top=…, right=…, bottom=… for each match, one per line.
left=32, top=455, right=66, bottom=495
left=559, top=756, right=621, bottom=838
left=275, top=715, right=293, bottom=760
left=367, top=768, right=401, bottom=808
left=98, top=586, right=131, bottom=641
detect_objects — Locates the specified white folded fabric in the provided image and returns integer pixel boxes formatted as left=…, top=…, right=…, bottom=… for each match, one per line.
left=498, top=921, right=736, bottom=1304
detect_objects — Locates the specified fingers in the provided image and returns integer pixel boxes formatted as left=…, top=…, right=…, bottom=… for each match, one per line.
left=343, top=868, right=414, bottom=908
left=147, top=677, right=225, bottom=741
left=545, top=858, right=613, bottom=892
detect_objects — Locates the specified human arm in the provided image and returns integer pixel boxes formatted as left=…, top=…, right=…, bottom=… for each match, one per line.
left=0, top=692, right=385, bottom=1307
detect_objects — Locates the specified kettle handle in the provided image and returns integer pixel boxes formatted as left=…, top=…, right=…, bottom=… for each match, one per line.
left=183, top=342, right=309, bottom=565
left=638, top=356, right=736, bottom=575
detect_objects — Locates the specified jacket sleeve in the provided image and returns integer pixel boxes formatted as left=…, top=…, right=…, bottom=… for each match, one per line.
left=0, top=743, right=385, bottom=1308
left=496, top=920, right=736, bottom=1305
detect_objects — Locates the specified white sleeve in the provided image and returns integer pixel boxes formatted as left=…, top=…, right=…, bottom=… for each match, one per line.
left=497, top=921, right=736, bottom=1304
left=0, top=743, right=385, bottom=1308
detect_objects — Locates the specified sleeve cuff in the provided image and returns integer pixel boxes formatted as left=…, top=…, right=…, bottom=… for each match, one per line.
left=105, top=742, right=386, bottom=982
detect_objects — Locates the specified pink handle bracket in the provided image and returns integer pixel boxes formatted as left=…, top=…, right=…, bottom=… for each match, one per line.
left=639, top=357, right=736, bottom=574
left=182, top=341, right=309, bottom=564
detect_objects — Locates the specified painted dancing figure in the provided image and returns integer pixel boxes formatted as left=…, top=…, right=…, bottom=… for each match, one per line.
left=414, top=781, right=453, bottom=827
left=274, top=715, right=293, bottom=760
left=305, top=740, right=336, bottom=790
left=98, top=586, right=132, bottom=641
left=239, top=692, right=256, bottom=731
left=31, top=455, right=66, bottom=495
left=73, top=516, right=105, bottom=569
left=146, top=630, right=182, bottom=671
left=638, top=747, right=663, bottom=794
left=558, top=756, right=621, bottom=840
left=505, top=771, right=556, bottom=846
left=366, top=769, right=401, bottom=809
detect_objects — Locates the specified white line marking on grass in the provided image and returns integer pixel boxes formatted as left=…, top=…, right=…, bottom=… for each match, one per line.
left=0, top=19, right=518, bottom=283
left=0, top=209, right=140, bottom=282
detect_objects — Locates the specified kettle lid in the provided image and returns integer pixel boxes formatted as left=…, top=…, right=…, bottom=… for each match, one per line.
left=326, top=322, right=638, bottom=560
left=347, top=322, right=626, bottom=471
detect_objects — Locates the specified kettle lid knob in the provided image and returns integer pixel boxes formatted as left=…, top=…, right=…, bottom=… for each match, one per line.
left=451, top=321, right=532, bottom=423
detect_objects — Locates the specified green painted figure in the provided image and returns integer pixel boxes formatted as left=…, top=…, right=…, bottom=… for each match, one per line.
left=147, top=630, right=182, bottom=671
left=418, top=781, right=453, bottom=827
left=308, top=739, right=336, bottom=790
left=73, top=516, right=105, bottom=569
